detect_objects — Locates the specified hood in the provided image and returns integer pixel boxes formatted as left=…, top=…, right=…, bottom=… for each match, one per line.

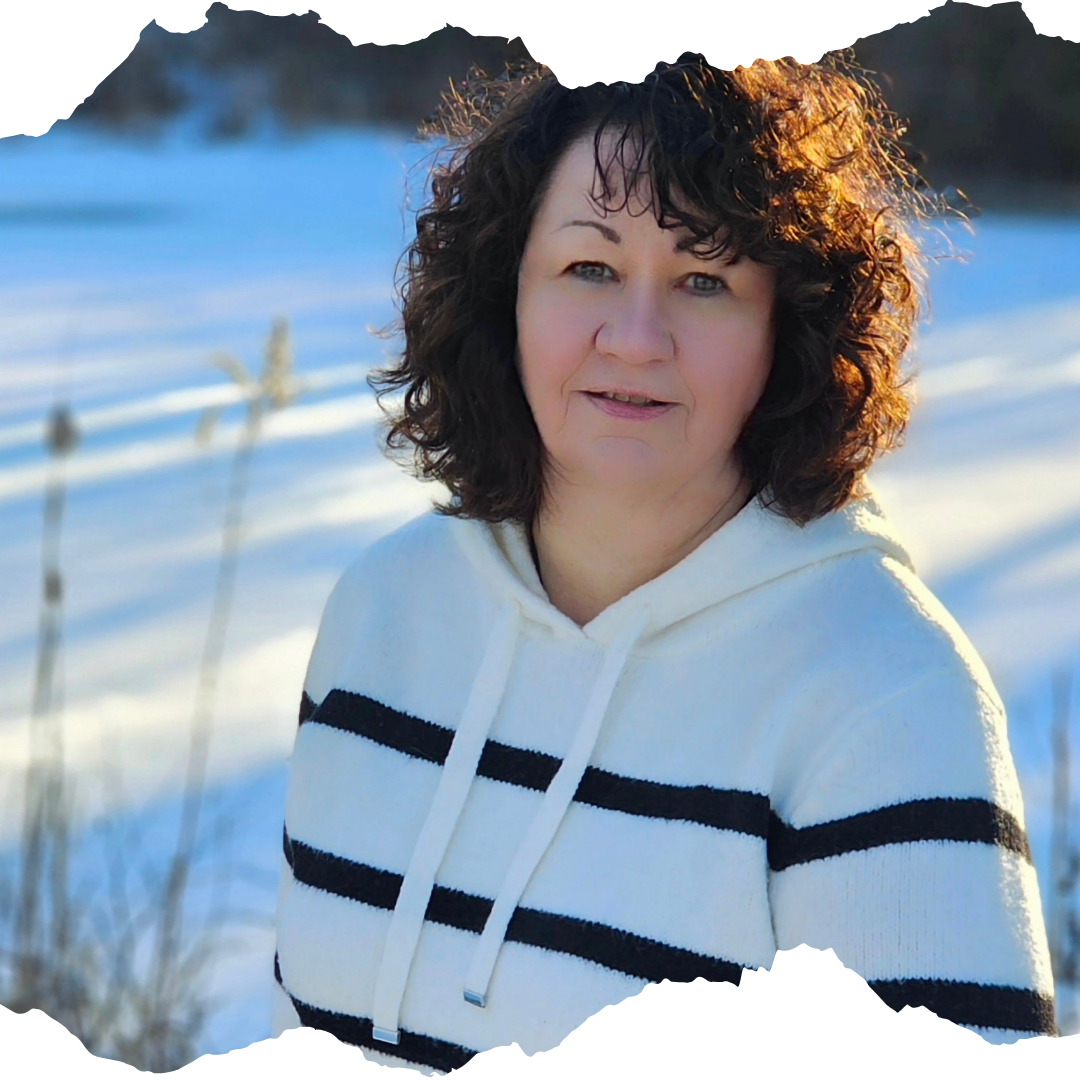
left=455, top=479, right=915, bottom=646
left=370, top=481, right=914, bottom=1045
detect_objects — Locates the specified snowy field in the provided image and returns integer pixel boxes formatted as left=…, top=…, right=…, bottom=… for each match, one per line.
left=0, top=126, right=1078, bottom=1054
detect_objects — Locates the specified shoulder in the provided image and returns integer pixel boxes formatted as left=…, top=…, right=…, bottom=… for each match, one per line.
left=302, top=509, right=473, bottom=700
left=802, top=545, right=1003, bottom=713
left=317, top=508, right=490, bottom=632
left=330, top=509, right=460, bottom=602
left=770, top=549, right=1021, bottom=824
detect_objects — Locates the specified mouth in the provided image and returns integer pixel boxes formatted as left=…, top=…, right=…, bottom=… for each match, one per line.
left=583, top=390, right=671, bottom=407
left=582, top=390, right=677, bottom=421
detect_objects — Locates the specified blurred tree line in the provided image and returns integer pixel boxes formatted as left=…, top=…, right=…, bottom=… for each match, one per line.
left=852, top=1, right=1080, bottom=206
left=69, top=5, right=533, bottom=139
left=67, top=1, right=1080, bottom=204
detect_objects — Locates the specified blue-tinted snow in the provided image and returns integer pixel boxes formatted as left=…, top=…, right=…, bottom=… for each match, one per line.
left=0, top=126, right=1078, bottom=1054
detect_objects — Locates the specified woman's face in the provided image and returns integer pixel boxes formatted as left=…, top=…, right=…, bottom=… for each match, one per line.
left=516, top=135, right=777, bottom=500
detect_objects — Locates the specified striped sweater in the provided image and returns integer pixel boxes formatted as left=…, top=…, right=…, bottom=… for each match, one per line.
left=272, top=484, right=1056, bottom=1073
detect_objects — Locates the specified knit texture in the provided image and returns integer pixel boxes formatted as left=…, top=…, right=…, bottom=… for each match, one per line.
left=272, top=486, right=1056, bottom=1072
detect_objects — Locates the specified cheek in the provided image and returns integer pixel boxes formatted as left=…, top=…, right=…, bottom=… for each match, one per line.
left=516, top=296, right=595, bottom=406
left=684, top=322, right=774, bottom=427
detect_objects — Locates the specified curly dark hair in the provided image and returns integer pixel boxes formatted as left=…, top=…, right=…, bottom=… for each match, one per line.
left=367, top=52, right=935, bottom=527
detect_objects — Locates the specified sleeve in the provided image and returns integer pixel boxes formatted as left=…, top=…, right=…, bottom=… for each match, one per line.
left=272, top=691, right=306, bottom=1036
left=297, top=557, right=365, bottom=709
left=271, top=563, right=358, bottom=1039
left=272, top=983, right=301, bottom=1037
left=767, top=669, right=1058, bottom=1042
left=272, top=838, right=302, bottom=1032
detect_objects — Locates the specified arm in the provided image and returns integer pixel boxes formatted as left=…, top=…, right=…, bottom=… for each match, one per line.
left=270, top=564, right=359, bottom=1039
left=271, top=709, right=304, bottom=1037
left=768, top=670, right=1056, bottom=1042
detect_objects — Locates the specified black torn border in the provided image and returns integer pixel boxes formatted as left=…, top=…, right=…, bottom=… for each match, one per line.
left=2, top=4, right=1080, bottom=1071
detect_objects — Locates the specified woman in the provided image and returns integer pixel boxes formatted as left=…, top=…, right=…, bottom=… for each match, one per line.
left=271, top=55, right=1056, bottom=1072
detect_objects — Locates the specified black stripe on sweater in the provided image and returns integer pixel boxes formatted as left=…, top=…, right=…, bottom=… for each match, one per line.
left=274, top=951, right=477, bottom=1072
left=299, top=689, right=771, bottom=838
left=285, top=832, right=744, bottom=986
left=298, top=691, right=317, bottom=724
left=868, top=977, right=1056, bottom=1036
left=279, top=838, right=1055, bottom=1037
left=298, top=691, right=1031, bottom=867
left=767, top=797, right=1033, bottom=870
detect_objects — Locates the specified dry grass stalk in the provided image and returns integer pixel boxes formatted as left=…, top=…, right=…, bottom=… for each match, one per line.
left=140, top=316, right=296, bottom=1069
left=1, top=319, right=296, bottom=1068
left=1048, top=666, right=1080, bottom=1035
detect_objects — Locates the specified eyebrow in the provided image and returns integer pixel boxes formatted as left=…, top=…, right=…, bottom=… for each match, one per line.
left=555, top=218, right=738, bottom=260
left=557, top=219, right=622, bottom=244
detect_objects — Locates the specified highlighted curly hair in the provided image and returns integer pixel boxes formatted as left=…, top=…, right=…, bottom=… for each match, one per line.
left=368, top=52, right=935, bottom=527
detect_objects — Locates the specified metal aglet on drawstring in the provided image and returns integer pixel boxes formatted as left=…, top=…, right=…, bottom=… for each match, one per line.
left=369, top=600, right=523, bottom=1044
left=462, top=605, right=652, bottom=1010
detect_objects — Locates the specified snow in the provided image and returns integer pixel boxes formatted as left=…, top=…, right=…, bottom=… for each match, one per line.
left=0, top=125, right=1077, bottom=1055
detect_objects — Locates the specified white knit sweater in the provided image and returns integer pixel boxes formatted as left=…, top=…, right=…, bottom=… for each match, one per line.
left=271, top=484, right=1056, bottom=1072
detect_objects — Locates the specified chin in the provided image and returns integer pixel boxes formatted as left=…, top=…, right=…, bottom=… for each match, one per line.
left=570, top=444, right=672, bottom=488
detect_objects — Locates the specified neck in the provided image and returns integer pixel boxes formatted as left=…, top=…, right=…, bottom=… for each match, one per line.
left=529, top=468, right=752, bottom=628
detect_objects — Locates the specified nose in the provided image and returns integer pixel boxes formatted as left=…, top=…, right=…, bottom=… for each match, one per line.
left=594, top=283, right=675, bottom=365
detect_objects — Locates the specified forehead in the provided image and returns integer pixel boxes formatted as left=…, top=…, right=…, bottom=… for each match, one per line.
left=533, top=132, right=739, bottom=261
left=540, top=132, right=655, bottom=218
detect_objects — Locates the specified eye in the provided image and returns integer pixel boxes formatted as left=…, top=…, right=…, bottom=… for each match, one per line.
left=570, top=259, right=613, bottom=280
left=570, top=261, right=730, bottom=295
left=683, top=272, right=727, bottom=296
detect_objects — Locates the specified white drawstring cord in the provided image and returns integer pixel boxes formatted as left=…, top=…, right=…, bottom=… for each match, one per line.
left=463, top=605, right=651, bottom=1008
left=371, top=600, right=522, bottom=1044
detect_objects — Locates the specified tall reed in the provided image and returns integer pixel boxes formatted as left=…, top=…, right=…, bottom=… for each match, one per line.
left=0, top=319, right=297, bottom=1068
left=1048, top=665, right=1080, bottom=1035
left=140, top=317, right=297, bottom=1069
left=8, top=403, right=78, bottom=1022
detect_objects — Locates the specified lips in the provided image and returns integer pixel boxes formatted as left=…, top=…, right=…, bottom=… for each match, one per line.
left=585, top=390, right=670, bottom=406
left=583, top=391, right=677, bottom=421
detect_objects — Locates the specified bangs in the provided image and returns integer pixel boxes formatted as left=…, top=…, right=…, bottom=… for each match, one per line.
left=580, top=73, right=752, bottom=263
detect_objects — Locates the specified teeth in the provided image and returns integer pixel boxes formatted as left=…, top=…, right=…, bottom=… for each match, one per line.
left=601, top=391, right=655, bottom=404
